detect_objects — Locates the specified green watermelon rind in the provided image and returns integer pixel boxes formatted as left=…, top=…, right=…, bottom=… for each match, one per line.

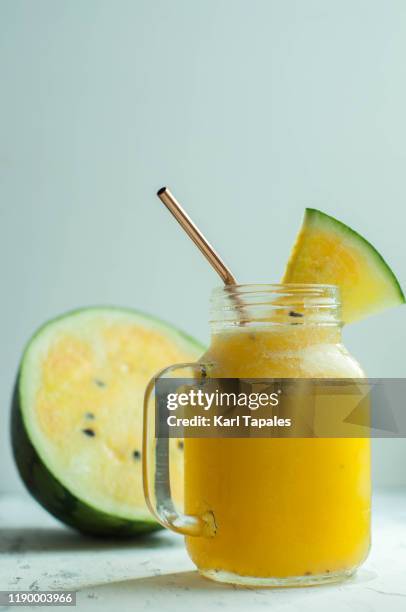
left=11, top=306, right=205, bottom=537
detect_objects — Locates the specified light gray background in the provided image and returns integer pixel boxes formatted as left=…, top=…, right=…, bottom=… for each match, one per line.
left=1, top=0, right=405, bottom=491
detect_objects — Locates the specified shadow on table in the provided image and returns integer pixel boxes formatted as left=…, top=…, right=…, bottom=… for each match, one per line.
left=0, top=527, right=177, bottom=554
left=84, top=570, right=239, bottom=595
left=81, top=567, right=377, bottom=598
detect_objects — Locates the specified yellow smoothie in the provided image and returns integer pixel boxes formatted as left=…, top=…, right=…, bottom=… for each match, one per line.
left=144, top=204, right=404, bottom=587
left=184, top=323, right=371, bottom=582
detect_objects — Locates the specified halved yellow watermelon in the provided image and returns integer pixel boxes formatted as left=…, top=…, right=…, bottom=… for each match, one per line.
left=283, top=208, right=405, bottom=323
left=12, top=307, right=204, bottom=536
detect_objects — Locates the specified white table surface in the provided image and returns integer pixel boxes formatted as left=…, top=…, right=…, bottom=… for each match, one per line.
left=0, top=488, right=405, bottom=612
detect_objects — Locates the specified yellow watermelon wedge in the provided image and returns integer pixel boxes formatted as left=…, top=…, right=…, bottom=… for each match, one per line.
left=283, top=208, right=405, bottom=323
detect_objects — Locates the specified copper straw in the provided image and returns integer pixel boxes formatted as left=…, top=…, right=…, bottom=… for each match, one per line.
left=157, top=187, right=237, bottom=285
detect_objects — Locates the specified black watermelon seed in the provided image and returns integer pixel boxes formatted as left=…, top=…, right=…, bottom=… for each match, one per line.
left=177, top=440, right=184, bottom=450
left=289, top=311, right=304, bottom=318
left=94, top=379, right=106, bottom=388
left=304, top=571, right=312, bottom=576
left=85, top=412, right=95, bottom=420
left=82, top=428, right=95, bottom=437
left=133, top=450, right=141, bottom=460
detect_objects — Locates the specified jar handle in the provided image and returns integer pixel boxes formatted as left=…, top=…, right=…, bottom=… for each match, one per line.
left=142, top=362, right=216, bottom=537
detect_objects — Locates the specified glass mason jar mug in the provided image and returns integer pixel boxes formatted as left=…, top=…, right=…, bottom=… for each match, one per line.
left=143, top=284, right=371, bottom=587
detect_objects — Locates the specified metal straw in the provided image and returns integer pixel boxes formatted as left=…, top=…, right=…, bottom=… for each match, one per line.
left=157, top=187, right=237, bottom=286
